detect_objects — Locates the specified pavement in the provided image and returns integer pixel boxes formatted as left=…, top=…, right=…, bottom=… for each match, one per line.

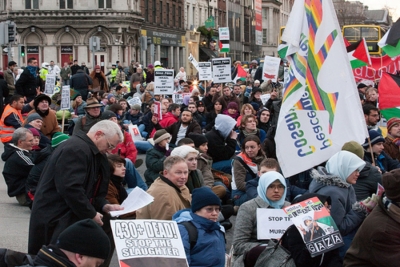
left=0, top=146, right=235, bottom=266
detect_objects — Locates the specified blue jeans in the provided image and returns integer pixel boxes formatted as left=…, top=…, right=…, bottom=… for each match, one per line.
left=134, top=140, right=153, bottom=154
left=212, top=160, right=233, bottom=174
left=232, top=189, right=247, bottom=206
left=124, top=159, right=148, bottom=192
left=138, top=124, right=148, bottom=139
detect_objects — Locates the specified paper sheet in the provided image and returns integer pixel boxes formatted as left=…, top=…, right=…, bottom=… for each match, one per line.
left=110, top=187, right=154, bottom=217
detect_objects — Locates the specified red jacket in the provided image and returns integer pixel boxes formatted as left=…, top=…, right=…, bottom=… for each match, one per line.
left=150, top=112, right=179, bottom=138
left=111, top=130, right=137, bottom=163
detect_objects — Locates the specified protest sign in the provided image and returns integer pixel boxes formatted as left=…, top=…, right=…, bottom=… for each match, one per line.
left=111, top=220, right=188, bottom=267
left=212, top=58, right=231, bottom=83
left=188, top=53, right=199, bottom=71
left=260, top=93, right=270, bottom=105
left=198, top=62, right=212, bottom=81
left=153, top=101, right=162, bottom=120
left=128, top=97, right=142, bottom=108
left=128, top=124, right=143, bottom=141
left=154, top=69, right=174, bottom=94
left=172, top=93, right=191, bottom=105
left=256, top=209, right=292, bottom=239
left=60, top=86, right=70, bottom=110
left=110, top=187, right=153, bottom=217
left=262, top=56, right=281, bottom=83
left=44, top=75, right=56, bottom=95
left=283, top=197, right=344, bottom=257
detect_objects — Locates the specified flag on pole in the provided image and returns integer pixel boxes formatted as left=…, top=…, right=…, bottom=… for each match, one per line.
left=378, top=72, right=400, bottom=120
left=378, top=18, right=400, bottom=58
left=218, top=27, right=230, bottom=53
left=346, top=38, right=371, bottom=69
left=233, top=64, right=247, bottom=83
left=275, top=0, right=367, bottom=177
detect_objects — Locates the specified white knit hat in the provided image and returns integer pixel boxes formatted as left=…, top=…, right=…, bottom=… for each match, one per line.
left=171, top=145, right=199, bottom=159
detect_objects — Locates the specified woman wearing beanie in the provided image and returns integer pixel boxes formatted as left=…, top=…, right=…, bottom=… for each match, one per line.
left=222, top=101, right=239, bottom=120
left=344, top=169, right=400, bottom=267
left=144, top=129, right=172, bottom=187
left=308, top=151, right=375, bottom=258
left=23, top=113, right=50, bottom=149
left=28, top=127, right=41, bottom=151
left=173, top=187, right=226, bottom=267
left=232, top=171, right=290, bottom=267
left=69, top=94, right=87, bottom=119
left=171, top=145, right=204, bottom=193
left=232, top=135, right=265, bottom=207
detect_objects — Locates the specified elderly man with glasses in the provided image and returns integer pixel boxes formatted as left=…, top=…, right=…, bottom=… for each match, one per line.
left=72, top=97, right=103, bottom=135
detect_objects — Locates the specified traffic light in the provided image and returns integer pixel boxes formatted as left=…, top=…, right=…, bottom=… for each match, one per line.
left=20, top=45, right=25, bottom=57
left=8, top=22, right=16, bottom=43
left=147, top=37, right=151, bottom=45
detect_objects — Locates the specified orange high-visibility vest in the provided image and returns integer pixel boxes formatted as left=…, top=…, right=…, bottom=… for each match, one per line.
left=0, top=105, right=24, bottom=143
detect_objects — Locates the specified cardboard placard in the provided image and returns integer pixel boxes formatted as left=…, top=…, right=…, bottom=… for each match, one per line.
left=256, top=208, right=293, bottom=239
left=154, top=69, right=174, bottom=95
left=262, top=56, right=281, bottom=83
left=111, top=220, right=188, bottom=267
left=198, top=62, right=212, bottom=81
left=212, top=58, right=232, bottom=83
left=172, top=93, right=191, bottom=105
left=44, top=75, right=56, bottom=95
left=60, top=86, right=70, bottom=110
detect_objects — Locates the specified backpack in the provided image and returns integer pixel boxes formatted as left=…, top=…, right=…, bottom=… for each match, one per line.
left=180, top=221, right=198, bottom=250
left=0, top=248, right=35, bottom=267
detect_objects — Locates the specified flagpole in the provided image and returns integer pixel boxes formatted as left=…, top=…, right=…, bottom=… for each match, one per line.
left=367, top=136, right=376, bottom=166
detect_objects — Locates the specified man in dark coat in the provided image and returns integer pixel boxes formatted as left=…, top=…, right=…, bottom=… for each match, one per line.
left=15, top=57, right=40, bottom=102
left=70, top=69, right=93, bottom=101
left=28, top=120, right=124, bottom=255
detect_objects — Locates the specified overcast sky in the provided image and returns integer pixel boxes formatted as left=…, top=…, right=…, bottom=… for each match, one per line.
left=358, top=0, right=399, bottom=21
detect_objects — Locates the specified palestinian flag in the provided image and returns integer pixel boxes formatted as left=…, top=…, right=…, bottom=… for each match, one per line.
left=346, top=38, right=371, bottom=69
left=379, top=72, right=400, bottom=120
left=219, top=39, right=230, bottom=53
left=278, top=43, right=288, bottom=59
left=378, top=18, right=400, bottom=58
left=233, top=64, right=247, bottom=83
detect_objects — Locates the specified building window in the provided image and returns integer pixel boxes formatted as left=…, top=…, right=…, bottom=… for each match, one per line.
left=60, top=0, right=73, bottom=9
left=99, top=0, right=112, bottom=9
left=160, top=1, right=163, bottom=24
left=178, top=6, right=181, bottom=28
left=153, top=0, right=157, bottom=23
left=25, top=0, right=39, bottom=9
left=172, top=4, right=176, bottom=27
left=166, top=3, right=170, bottom=26
left=263, top=29, right=267, bottom=44
left=145, top=0, right=148, bottom=21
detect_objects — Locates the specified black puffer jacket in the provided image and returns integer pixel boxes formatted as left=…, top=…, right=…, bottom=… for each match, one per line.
left=353, top=161, right=382, bottom=201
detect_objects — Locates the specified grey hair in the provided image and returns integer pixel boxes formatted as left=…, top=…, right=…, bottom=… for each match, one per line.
left=88, top=120, right=123, bottom=142
left=12, top=127, right=32, bottom=145
left=163, top=156, right=186, bottom=171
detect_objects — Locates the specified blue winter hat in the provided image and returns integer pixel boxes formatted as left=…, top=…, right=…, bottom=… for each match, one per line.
left=362, top=130, right=384, bottom=148
left=191, top=187, right=221, bottom=212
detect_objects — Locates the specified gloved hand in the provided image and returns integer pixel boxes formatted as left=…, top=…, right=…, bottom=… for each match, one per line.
left=360, top=194, right=378, bottom=213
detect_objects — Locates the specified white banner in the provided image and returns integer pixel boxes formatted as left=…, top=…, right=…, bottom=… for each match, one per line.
left=172, top=93, right=191, bottom=105
left=262, top=56, right=281, bottom=83
left=188, top=53, right=199, bottom=71
left=256, top=209, right=293, bottom=239
left=275, top=0, right=367, bottom=177
left=154, top=69, right=174, bottom=95
left=218, top=27, right=230, bottom=40
left=60, top=86, right=70, bottom=110
left=111, top=220, right=188, bottom=267
left=212, top=58, right=231, bottom=83
left=44, top=75, right=56, bottom=95
left=198, top=62, right=212, bottom=81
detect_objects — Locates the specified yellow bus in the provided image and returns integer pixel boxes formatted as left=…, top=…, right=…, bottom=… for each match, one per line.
left=342, top=25, right=386, bottom=55
left=279, top=26, right=286, bottom=44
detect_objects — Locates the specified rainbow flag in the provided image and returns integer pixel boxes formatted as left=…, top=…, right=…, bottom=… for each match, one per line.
left=275, top=0, right=367, bottom=177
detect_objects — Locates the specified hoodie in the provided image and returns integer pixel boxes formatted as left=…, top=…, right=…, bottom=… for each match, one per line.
left=214, top=114, right=236, bottom=139
left=173, top=209, right=225, bottom=267
left=2, top=143, right=34, bottom=197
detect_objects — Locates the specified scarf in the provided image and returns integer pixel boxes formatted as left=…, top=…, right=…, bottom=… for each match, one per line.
left=110, top=175, right=128, bottom=203
left=257, top=171, right=287, bottom=209
left=35, top=108, right=50, bottom=117
left=242, top=129, right=258, bottom=137
left=154, top=144, right=171, bottom=156
left=26, top=66, right=38, bottom=78
left=387, top=133, right=400, bottom=146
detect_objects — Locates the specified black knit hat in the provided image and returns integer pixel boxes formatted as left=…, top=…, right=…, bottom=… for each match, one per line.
left=191, top=187, right=221, bottom=212
left=56, top=219, right=110, bottom=260
left=100, top=110, right=117, bottom=120
left=188, top=133, right=208, bottom=148
left=362, top=130, right=385, bottom=148
left=383, top=169, right=400, bottom=202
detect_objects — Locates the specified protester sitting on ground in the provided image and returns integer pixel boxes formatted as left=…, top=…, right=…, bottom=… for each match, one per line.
left=342, top=140, right=382, bottom=201
left=173, top=187, right=225, bottom=267
left=0, top=95, right=34, bottom=144
left=189, top=133, right=228, bottom=199
left=105, top=94, right=117, bottom=110
left=101, top=110, right=146, bottom=192
left=72, top=97, right=103, bottom=134
left=232, top=171, right=290, bottom=266
left=344, top=169, right=400, bottom=267
left=123, top=104, right=143, bottom=129
left=194, top=100, right=207, bottom=128
left=281, top=193, right=343, bottom=267
left=364, top=86, right=378, bottom=107
left=69, top=94, right=87, bottom=119
left=236, top=103, right=256, bottom=127
left=28, top=128, right=41, bottom=151
left=205, top=97, right=225, bottom=131
left=144, top=129, right=172, bottom=187
left=137, top=156, right=191, bottom=220
left=23, top=113, right=50, bottom=149
left=308, top=151, right=377, bottom=258
left=232, top=135, right=265, bottom=208
left=205, top=114, right=237, bottom=174
left=257, top=108, right=272, bottom=135
left=106, top=154, right=129, bottom=206
left=222, top=102, right=240, bottom=120
left=244, top=87, right=263, bottom=112
left=1, top=127, right=34, bottom=206
left=26, top=132, right=70, bottom=207
left=363, top=104, right=381, bottom=134
left=171, top=145, right=204, bottom=193
left=237, top=114, right=266, bottom=147
left=20, top=219, right=110, bottom=267
left=108, top=103, right=124, bottom=123
left=383, top=117, right=400, bottom=162
left=363, top=130, right=400, bottom=174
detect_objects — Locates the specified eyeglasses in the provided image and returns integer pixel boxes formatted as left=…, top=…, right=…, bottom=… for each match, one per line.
left=104, top=134, right=116, bottom=150
left=203, top=207, right=221, bottom=213
left=267, top=184, right=285, bottom=190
